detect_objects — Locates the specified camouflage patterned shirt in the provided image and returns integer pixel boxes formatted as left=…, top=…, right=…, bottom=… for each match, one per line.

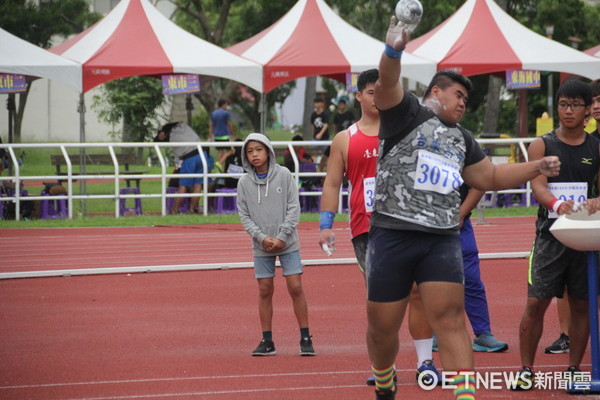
left=372, top=92, right=486, bottom=234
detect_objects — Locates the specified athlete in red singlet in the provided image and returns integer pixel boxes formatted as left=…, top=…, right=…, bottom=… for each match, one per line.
left=319, top=70, right=380, bottom=275
left=346, top=123, right=379, bottom=240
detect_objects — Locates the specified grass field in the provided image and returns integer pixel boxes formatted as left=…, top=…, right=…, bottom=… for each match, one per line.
left=1, top=143, right=538, bottom=228
left=0, top=206, right=537, bottom=229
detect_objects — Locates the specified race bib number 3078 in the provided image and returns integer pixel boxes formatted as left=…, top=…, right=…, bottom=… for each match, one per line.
left=414, top=150, right=463, bottom=195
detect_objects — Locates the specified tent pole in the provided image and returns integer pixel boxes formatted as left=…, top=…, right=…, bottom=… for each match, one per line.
left=186, top=94, right=193, bottom=126
left=7, top=93, right=15, bottom=144
left=259, top=93, right=266, bottom=134
left=78, top=93, right=87, bottom=216
left=518, top=89, right=528, bottom=140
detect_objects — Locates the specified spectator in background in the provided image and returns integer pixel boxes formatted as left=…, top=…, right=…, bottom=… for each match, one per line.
left=333, top=96, right=355, bottom=133
left=209, top=99, right=236, bottom=167
left=217, top=139, right=245, bottom=190
left=311, top=97, right=331, bottom=172
left=591, top=79, right=600, bottom=142
left=284, top=135, right=314, bottom=173
left=155, top=122, right=212, bottom=214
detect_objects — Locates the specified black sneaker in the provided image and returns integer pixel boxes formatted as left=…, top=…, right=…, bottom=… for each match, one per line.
left=252, top=339, right=276, bottom=356
left=510, top=366, right=534, bottom=391
left=565, top=366, right=590, bottom=392
left=565, top=365, right=581, bottom=378
left=375, top=384, right=396, bottom=400
left=300, top=336, right=316, bottom=356
left=545, top=333, right=570, bottom=354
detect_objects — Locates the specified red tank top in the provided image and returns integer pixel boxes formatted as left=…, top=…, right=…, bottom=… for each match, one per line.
left=346, top=123, right=379, bottom=237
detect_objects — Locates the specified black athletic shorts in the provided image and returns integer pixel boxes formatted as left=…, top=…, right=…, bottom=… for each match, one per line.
left=214, top=137, right=232, bottom=152
left=366, top=226, right=464, bottom=302
left=528, top=236, right=589, bottom=299
left=351, top=232, right=369, bottom=273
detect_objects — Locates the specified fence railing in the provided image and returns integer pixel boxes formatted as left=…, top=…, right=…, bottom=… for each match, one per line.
left=0, top=138, right=535, bottom=221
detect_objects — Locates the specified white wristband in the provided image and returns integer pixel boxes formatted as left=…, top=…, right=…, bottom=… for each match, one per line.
left=552, top=200, right=564, bottom=214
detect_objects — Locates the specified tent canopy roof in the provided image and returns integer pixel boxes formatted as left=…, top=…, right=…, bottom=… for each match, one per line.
left=0, top=28, right=82, bottom=92
left=407, top=0, right=600, bottom=80
left=51, top=0, right=262, bottom=92
left=229, top=0, right=436, bottom=92
left=585, top=44, right=600, bottom=58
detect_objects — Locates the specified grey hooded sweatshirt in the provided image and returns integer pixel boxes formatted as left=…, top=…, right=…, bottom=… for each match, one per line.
left=237, top=133, right=300, bottom=257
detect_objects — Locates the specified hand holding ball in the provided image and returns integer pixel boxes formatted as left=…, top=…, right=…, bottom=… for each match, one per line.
left=395, top=0, right=423, bottom=33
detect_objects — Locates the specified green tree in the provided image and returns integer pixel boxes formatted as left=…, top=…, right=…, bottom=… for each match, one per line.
left=92, top=76, right=167, bottom=159
left=0, top=0, right=100, bottom=142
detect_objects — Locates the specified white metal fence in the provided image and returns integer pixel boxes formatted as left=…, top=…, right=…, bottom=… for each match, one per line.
left=0, top=138, right=535, bottom=221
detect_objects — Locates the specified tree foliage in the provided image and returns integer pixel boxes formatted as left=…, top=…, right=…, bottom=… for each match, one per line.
left=0, top=0, right=100, bottom=49
left=92, top=76, right=167, bottom=143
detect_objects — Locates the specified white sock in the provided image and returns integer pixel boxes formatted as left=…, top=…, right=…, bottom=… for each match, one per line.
left=414, top=338, right=434, bottom=368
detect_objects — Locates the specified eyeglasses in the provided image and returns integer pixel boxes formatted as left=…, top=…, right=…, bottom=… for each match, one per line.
left=557, top=101, right=585, bottom=111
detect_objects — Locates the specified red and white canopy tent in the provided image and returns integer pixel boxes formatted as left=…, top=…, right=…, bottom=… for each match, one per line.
left=228, top=0, right=436, bottom=93
left=49, top=0, right=262, bottom=141
left=228, top=0, right=436, bottom=132
left=406, top=0, right=600, bottom=80
left=585, top=44, right=600, bottom=59
left=405, top=0, right=600, bottom=137
left=50, top=0, right=261, bottom=93
left=0, top=28, right=82, bottom=92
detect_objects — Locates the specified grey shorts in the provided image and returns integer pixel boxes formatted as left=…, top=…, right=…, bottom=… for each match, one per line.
left=351, top=232, right=369, bottom=273
left=366, top=226, right=464, bottom=302
left=528, top=236, right=588, bottom=299
left=253, top=250, right=303, bottom=279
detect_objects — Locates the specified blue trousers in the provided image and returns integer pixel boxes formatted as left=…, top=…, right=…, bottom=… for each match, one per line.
left=461, top=218, right=492, bottom=335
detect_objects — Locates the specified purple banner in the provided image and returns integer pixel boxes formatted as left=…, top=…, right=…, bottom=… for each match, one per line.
left=162, top=75, right=200, bottom=95
left=346, top=72, right=359, bottom=92
left=0, top=74, right=27, bottom=94
left=506, top=70, right=541, bottom=90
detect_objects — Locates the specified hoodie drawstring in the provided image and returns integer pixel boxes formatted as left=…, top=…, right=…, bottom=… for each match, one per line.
left=265, top=178, right=269, bottom=199
left=257, top=175, right=269, bottom=204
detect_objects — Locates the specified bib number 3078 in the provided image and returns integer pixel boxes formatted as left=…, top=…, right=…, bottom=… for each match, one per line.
left=414, top=150, right=463, bottom=195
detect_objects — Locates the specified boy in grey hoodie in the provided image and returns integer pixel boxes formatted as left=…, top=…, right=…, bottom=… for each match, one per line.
left=237, top=133, right=315, bottom=357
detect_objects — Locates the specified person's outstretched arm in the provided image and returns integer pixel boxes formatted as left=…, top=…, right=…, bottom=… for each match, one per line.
left=374, top=16, right=410, bottom=111
left=462, top=154, right=560, bottom=192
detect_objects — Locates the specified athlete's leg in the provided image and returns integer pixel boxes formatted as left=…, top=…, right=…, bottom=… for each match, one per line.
left=567, top=296, right=590, bottom=368
left=419, top=281, right=473, bottom=371
left=518, top=296, right=552, bottom=367
left=367, top=298, right=409, bottom=369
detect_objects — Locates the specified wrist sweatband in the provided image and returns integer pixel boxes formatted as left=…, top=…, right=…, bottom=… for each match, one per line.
left=320, top=211, right=335, bottom=230
left=384, top=44, right=403, bottom=59
left=549, top=199, right=564, bottom=214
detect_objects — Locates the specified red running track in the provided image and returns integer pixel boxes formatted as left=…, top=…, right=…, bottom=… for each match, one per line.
left=0, top=217, right=536, bottom=275
left=1, top=217, right=594, bottom=399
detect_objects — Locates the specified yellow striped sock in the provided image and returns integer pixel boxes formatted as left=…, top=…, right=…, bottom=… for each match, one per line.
left=452, top=372, right=476, bottom=400
left=371, top=365, right=395, bottom=391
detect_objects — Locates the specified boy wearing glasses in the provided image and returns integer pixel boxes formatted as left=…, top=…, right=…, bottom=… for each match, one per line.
left=512, top=80, right=600, bottom=390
